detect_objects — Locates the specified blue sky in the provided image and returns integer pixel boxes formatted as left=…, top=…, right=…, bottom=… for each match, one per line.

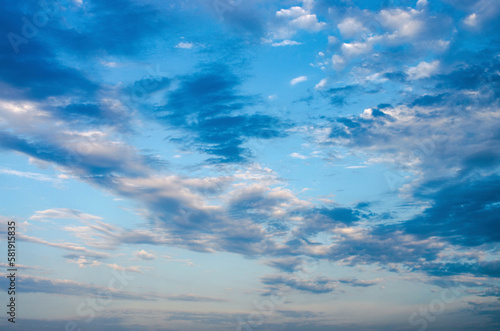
left=0, top=0, right=499, bottom=330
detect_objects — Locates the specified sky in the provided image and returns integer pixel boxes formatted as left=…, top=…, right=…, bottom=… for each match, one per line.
left=0, top=0, right=499, bottom=330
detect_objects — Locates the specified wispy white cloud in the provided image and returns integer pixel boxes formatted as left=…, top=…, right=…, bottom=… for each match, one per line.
left=290, top=75, right=308, bottom=85
left=135, top=249, right=155, bottom=261
left=0, top=167, right=55, bottom=182
left=464, top=13, right=478, bottom=27
left=406, top=60, right=440, bottom=80
left=271, top=40, right=301, bottom=47
left=338, top=18, right=366, bottom=38
left=175, top=41, right=194, bottom=49
left=271, top=1, right=326, bottom=40
left=19, top=233, right=110, bottom=259
left=315, top=78, right=328, bottom=90
left=106, top=263, right=154, bottom=273
left=290, top=152, right=308, bottom=159
left=30, top=208, right=102, bottom=222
